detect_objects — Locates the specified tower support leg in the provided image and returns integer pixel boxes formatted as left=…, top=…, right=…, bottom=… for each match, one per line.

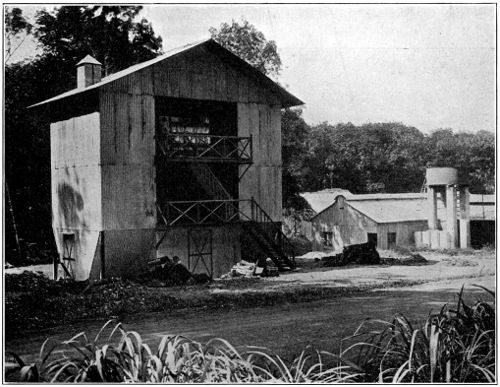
left=446, top=185, right=458, bottom=249
left=459, top=186, right=471, bottom=249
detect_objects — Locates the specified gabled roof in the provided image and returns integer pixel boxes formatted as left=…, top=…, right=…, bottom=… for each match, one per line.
left=29, top=39, right=303, bottom=109
left=305, top=190, right=495, bottom=223
left=300, top=189, right=352, bottom=213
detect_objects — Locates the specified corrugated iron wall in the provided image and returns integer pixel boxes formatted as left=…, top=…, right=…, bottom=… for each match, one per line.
left=238, top=103, right=282, bottom=221
left=50, top=112, right=102, bottom=279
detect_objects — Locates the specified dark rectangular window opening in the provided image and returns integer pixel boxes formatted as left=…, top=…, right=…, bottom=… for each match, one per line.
left=322, top=231, right=333, bottom=247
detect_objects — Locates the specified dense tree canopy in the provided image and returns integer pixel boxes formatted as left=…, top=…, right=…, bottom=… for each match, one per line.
left=301, top=123, right=494, bottom=196
left=35, top=6, right=162, bottom=76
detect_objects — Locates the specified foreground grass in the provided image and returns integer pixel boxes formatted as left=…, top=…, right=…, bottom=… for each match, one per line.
left=6, top=286, right=495, bottom=383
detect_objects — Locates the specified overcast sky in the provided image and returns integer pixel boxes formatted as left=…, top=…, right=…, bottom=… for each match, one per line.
left=11, top=4, right=496, bottom=133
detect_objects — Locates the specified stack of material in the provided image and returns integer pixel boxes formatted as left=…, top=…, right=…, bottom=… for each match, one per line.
left=322, top=242, right=381, bottom=267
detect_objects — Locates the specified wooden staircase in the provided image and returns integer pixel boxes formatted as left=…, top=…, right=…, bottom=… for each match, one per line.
left=155, top=162, right=295, bottom=270
left=189, top=166, right=294, bottom=269
left=242, top=221, right=295, bottom=270
left=189, top=163, right=232, bottom=200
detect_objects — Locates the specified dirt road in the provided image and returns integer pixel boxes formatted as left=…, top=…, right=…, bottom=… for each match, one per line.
left=5, top=276, right=494, bottom=365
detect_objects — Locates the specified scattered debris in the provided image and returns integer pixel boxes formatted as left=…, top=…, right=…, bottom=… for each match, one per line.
left=218, top=260, right=256, bottom=279
left=442, top=258, right=478, bottom=267
left=219, top=258, right=280, bottom=279
left=380, top=253, right=428, bottom=266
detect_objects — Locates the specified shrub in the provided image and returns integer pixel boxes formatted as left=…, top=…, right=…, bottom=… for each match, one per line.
left=340, top=285, right=495, bottom=382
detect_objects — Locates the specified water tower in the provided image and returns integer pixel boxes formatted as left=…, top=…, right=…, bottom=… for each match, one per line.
left=420, top=167, right=470, bottom=249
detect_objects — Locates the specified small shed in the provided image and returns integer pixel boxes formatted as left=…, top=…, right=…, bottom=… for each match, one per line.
left=310, top=193, right=429, bottom=251
left=30, top=39, right=302, bottom=280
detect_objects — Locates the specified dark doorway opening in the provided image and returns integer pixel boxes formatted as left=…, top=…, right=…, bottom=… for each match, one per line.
left=387, top=232, right=397, bottom=249
left=367, top=233, right=378, bottom=247
left=470, top=220, right=495, bottom=249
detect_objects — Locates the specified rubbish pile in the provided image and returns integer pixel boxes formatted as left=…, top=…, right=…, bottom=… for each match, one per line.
left=322, top=242, right=381, bottom=267
left=142, top=256, right=211, bottom=286
left=219, top=258, right=279, bottom=279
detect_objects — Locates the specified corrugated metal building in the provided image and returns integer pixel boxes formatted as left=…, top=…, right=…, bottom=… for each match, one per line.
left=30, top=39, right=302, bottom=280
left=302, top=190, right=494, bottom=251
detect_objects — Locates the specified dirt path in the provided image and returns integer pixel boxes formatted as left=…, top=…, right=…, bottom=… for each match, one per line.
left=5, top=276, right=494, bottom=365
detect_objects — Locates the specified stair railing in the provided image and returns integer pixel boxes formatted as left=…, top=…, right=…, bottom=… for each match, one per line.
left=155, top=198, right=295, bottom=267
left=248, top=198, right=296, bottom=267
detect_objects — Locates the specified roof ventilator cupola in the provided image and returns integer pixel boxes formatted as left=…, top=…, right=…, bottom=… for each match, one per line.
left=76, top=55, right=102, bottom=88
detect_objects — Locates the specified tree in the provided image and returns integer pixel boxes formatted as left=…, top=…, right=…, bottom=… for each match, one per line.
left=300, top=122, right=495, bottom=196
left=281, top=108, right=310, bottom=210
left=427, top=129, right=494, bottom=193
left=4, top=7, right=32, bottom=64
left=5, top=6, right=163, bottom=263
left=303, top=122, right=430, bottom=194
left=209, top=19, right=281, bottom=79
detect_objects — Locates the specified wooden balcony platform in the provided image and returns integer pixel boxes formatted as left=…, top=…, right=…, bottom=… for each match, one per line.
left=157, top=134, right=252, bottom=164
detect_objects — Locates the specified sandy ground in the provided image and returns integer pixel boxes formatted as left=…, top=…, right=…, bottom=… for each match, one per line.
left=5, top=250, right=496, bottom=288
left=5, top=249, right=495, bottom=294
left=267, top=249, right=495, bottom=289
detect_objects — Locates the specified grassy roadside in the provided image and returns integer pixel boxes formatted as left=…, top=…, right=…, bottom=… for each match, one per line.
left=5, top=269, right=492, bottom=339
left=6, top=283, right=495, bottom=383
